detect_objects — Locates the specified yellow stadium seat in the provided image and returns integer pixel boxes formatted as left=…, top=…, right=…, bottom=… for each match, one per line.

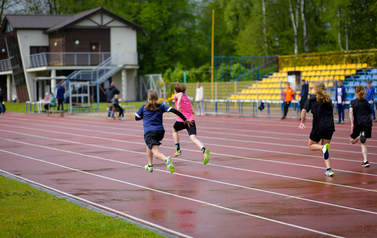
left=334, top=76, right=340, bottom=80
left=351, top=69, right=356, bottom=74
left=351, top=64, right=356, bottom=68
left=341, top=65, right=347, bottom=69
left=312, top=65, right=318, bottom=70
left=362, top=63, right=367, bottom=68
left=339, top=76, right=345, bottom=80
left=327, top=82, right=334, bottom=87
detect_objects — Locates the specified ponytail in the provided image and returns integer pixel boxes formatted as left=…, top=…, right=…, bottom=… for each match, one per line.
left=314, top=81, right=331, bottom=103
left=355, top=85, right=366, bottom=100
left=144, top=90, right=161, bottom=111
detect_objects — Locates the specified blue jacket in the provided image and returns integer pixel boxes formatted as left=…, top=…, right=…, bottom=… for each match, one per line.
left=365, top=86, right=375, bottom=102
left=335, top=86, right=346, bottom=103
left=301, top=84, right=309, bottom=99
left=56, top=86, right=65, bottom=100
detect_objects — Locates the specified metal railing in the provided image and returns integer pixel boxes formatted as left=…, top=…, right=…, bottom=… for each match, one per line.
left=26, top=52, right=138, bottom=68
left=0, top=58, right=11, bottom=71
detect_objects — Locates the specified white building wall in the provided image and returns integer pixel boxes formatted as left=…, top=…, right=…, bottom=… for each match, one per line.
left=110, top=68, right=137, bottom=101
left=17, top=30, right=49, bottom=100
left=110, top=28, right=137, bottom=54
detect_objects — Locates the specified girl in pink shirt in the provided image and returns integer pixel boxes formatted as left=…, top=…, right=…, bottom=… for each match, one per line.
left=172, top=83, right=210, bottom=164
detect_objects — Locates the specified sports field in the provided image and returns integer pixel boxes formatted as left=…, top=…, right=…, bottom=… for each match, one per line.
left=0, top=113, right=376, bottom=237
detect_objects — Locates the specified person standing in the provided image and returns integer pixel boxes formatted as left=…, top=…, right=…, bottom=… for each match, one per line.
left=281, top=82, right=294, bottom=119
left=56, top=82, right=65, bottom=111
left=335, top=80, right=346, bottom=124
left=300, top=80, right=309, bottom=113
left=349, top=85, right=373, bottom=167
left=106, top=82, right=120, bottom=103
left=195, top=82, right=204, bottom=116
left=0, top=87, right=4, bottom=114
left=365, top=81, right=375, bottom=122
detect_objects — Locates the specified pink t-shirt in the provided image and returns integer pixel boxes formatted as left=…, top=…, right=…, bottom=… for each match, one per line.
left=174, top=93, right=195, bottom=122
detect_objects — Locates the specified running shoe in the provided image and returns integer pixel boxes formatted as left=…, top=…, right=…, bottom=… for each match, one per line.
left=341, top=120, right=344, bottom=124
left=144, top=164, right=153, bottom=172
left=335, top=121, right=340, bottom=124
left=360, top=131, right=366, bottom=143
left=203, top=149, right=210, bottom=165
left=325, top=169, right=334, bottom=176
left=172, top=150, right=181, bottom=157
left=165, top=156, right=175, bottom=173
left=322, top=143, right=330, bottom=160
left=362, top=161, right=370, bottom=167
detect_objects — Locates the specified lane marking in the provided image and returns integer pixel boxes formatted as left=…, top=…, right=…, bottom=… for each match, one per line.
left=2, top=137, right=377, bottom=216
left=0, top=149, right=345, bottom=238
left=0, top=169, right=192, bottom=238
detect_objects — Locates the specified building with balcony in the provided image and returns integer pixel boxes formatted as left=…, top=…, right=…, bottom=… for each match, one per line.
left=0, top=7, right=142, bottom=102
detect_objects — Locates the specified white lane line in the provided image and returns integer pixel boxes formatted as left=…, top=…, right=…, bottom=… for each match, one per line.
left=2, top=136, right=377, bottom=217
left=2, top=129, right=377, bottom=193
left=2, top=119, right=377, bottom=164
left=0, top=169, right=192, bottom=238
left=2, top=116, right=377, bottom=153
left=0, top=149, right=345, bottom=238
left=2, top=125, right=376, bottom=177
left=2, top=115, right=377, bottom=143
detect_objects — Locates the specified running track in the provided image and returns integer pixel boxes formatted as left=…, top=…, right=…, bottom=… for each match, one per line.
left=0, top=113, right=376, bottom=237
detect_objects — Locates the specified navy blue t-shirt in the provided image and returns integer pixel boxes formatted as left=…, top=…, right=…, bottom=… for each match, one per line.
left=135, top=104, right=172, bottom=133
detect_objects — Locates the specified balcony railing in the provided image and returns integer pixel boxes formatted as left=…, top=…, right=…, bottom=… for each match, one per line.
left=0, top=58, right=11, bottom=71
left=27, top=52, right=138, bottom=68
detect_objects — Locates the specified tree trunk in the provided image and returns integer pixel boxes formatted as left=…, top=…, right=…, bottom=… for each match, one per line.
left=262, top=0, right=268, bottom=55
left=337, top=9, right=343, bottom=51
left=301, top=0, right=309, bottom=53
left=289, top=0, right=298, bottom=54
left=345, top=17, right=349, bottom=50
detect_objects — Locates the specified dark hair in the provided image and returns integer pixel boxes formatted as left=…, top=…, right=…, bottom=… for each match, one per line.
left=367, top=80, right=372, bottom=84
left=174, top=82, right=187, bottom=93
left=355, top=85, right=366, bottom=100
left=314, top=81, right=331, bottom=103
left=144, top=90, right=161, bottom=111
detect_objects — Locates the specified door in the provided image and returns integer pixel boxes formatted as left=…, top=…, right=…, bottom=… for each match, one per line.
left=90, top=43, right=100, bottom=66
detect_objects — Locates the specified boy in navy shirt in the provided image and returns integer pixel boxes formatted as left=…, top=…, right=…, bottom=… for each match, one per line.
left=365, top=81, right=375, bottom=122
left=135, top=90, right=191, bottom=173
left=335, top=80, right=346, bottom=124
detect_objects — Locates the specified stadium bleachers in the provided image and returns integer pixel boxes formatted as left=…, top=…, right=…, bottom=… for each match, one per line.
left=227, top=63, right=369, bottom=101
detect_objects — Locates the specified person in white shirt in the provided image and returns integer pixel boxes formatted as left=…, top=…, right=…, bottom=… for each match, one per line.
left=195, top=82, right=204, bottom=116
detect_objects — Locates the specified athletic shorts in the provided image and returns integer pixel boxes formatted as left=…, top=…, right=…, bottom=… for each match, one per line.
left=173, top=121, right=197, bottom=136
left=144, top=130, right=165, bottom=149
left=350, top=125, right=372, bottom=139
left=309, top=130, right=334, bottom=143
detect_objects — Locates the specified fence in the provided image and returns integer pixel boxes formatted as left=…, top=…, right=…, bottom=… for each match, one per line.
left=26, top=52, right=138, bottom=68
left=0, top=58, right=11, bottom=71
left=137, top=74, right=165, bottom=101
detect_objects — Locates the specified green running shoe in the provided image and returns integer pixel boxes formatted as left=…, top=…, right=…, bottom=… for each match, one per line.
left=165, top=156, right=175, bottom=173
left=325, top=169, right=334, bottom=177
left=203, top=149, right=210, bottom=165
left=144, top=164, right=153, bottom=172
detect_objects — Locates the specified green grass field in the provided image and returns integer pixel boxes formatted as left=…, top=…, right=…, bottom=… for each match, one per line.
left=4, top=102, right=146, bottom=113
left=0, top=175, right=164, bottom=237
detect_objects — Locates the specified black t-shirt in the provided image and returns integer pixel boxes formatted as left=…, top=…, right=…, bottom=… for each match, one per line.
left=303, top=95, right=335, bottom=134
left=350, top=99, right=372, bottom=127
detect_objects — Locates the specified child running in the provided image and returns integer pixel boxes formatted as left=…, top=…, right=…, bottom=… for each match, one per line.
left=349, top=85, right=373, bottom=167
left=298, top=81, right=335, bottom=176
left=171, top=83, right=210, bottom=165
left=135, top=90, right=192, bottom=173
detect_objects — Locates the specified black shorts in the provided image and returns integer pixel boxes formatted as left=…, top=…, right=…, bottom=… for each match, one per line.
left=309, top=130, right=334, bottom=143
left=173, top=121, right=197, bottom=136
left=350, top=125, right=372, bottom=139
left=144, top=130, right=165, bottom=149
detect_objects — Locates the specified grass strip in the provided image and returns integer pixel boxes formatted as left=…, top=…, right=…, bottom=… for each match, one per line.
left=0, top=175, right=165, bottom=238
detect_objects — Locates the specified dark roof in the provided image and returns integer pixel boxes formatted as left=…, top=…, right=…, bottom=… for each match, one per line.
left=2, top=15, right=72, bottom=30
left=1, top=7, right=142, bottom=33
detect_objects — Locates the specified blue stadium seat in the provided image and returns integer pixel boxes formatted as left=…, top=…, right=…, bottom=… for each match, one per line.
left=330, top=95, right=335, bottom=101
left=372, top=75, right=377, bottom=80
left=359, top=75, right=367, bottom=80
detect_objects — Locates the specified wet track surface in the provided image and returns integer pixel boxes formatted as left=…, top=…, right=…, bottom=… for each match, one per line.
left=1, top=113, right=377, bottom=237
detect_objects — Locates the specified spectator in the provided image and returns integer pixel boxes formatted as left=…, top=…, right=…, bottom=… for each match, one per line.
left=335, top=80, right=346, bottom=124
left=44, top=92, right=56, bottom=111
left=300, top=79, right=309, bottom=114
left=365, top=81, right=375, bottom=122
left=106, top=82, right=120, bottom=103
left=111, top=94, right=126, bottom=120
left=0, top=87, right=4, bottom=114
left=56, top=82, right=65, bottom=111
left=281, top=82, right=294, bottom=119
left=195, top=82, right=204, bottom=116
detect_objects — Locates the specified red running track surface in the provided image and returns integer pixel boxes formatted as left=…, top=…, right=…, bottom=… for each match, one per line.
left=0, top=112, right=376, bottom=237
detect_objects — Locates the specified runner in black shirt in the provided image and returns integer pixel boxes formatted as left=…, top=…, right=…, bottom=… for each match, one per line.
left=299, top=82, right=335, bottom=176
left=349, top=85, right=373, bottom=167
